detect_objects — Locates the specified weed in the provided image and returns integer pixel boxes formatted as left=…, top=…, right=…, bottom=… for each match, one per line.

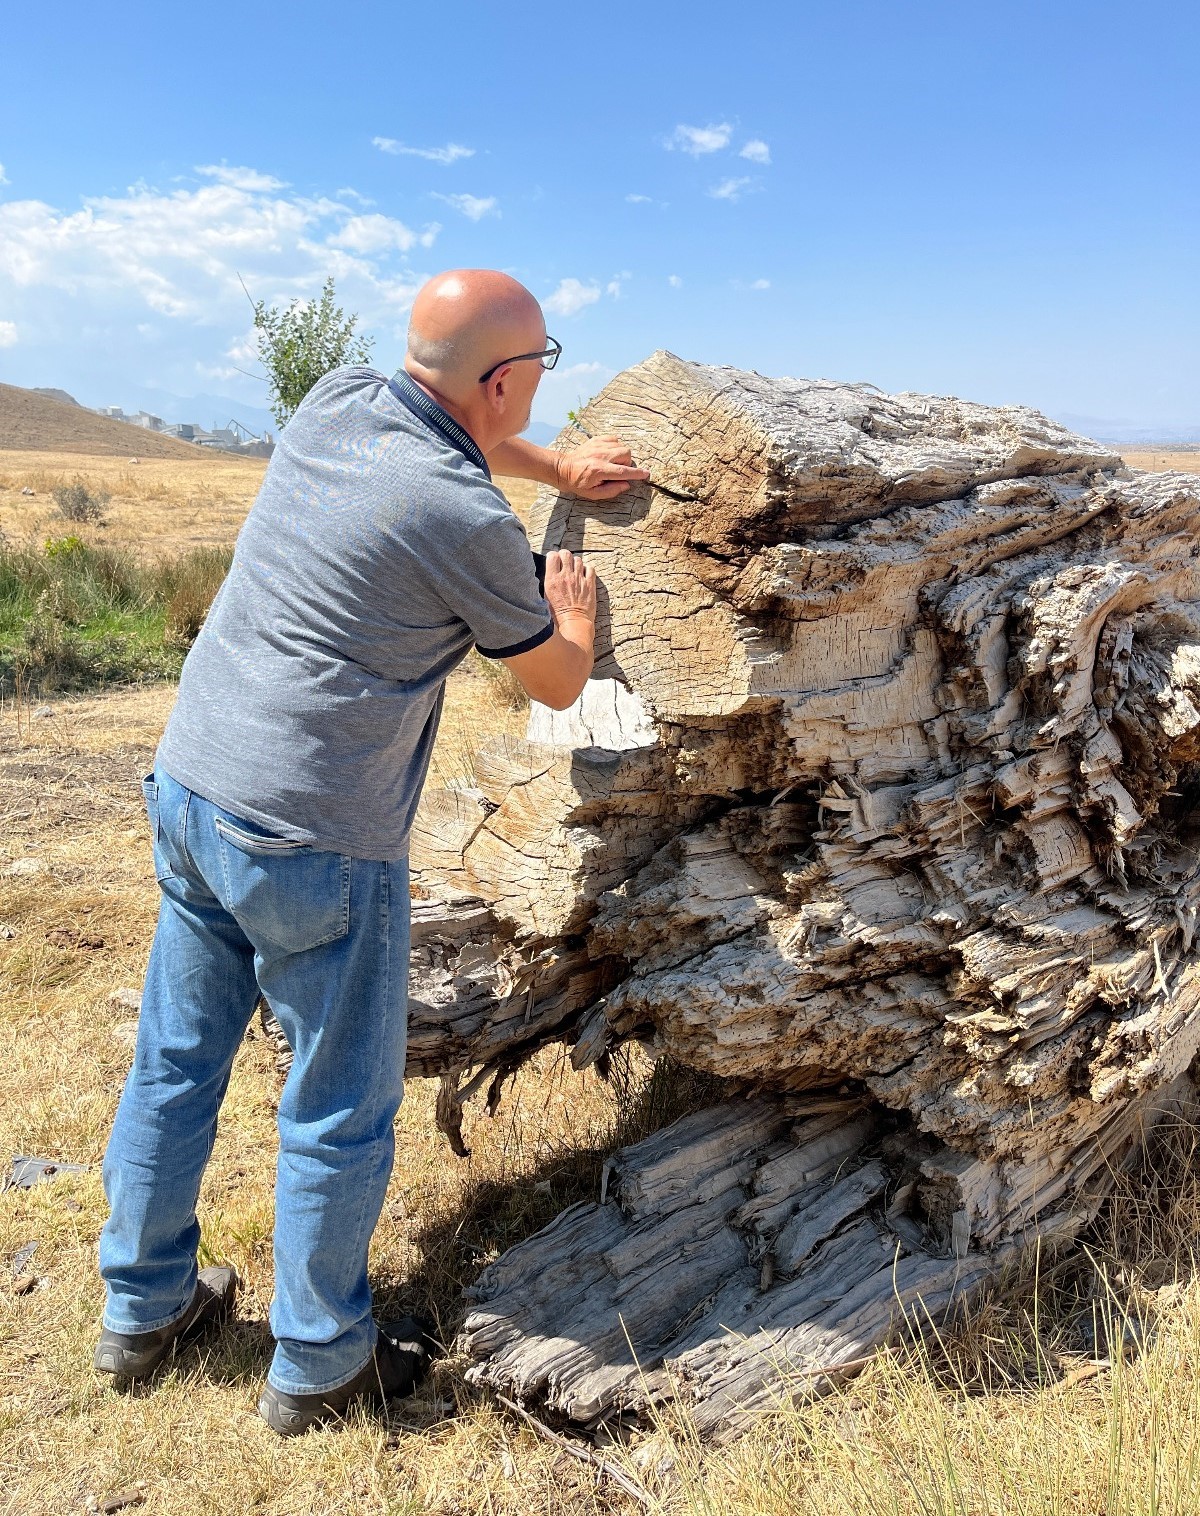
left=0, top=536, right=232, bottom=694
left=52, top=477, right=110, bottom=523
left=472, top=648, right=530, bottom=712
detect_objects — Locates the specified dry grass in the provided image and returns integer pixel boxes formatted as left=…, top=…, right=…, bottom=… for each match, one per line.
left=7, top=680, right=1200, bottom=1515
left=0, top=450, right=266, bottom=558
left=0, top=674, right=659, bottom=1514
left=1121, top=447, right=1200, bottom=476
left=0, top=449, right=540, bottom=563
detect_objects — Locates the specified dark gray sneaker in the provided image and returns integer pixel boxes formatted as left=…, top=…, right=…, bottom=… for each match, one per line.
left=94, top=1265, right=239, bottom=1381
left=257, top=1316, right=434, bottom=1436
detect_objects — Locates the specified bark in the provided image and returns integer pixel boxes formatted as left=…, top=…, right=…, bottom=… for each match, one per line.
left=403, top=352, right=1200, bottom=1432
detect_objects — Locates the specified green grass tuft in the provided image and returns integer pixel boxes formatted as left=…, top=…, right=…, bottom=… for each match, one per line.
left=0, top=534, right=232, bottom=695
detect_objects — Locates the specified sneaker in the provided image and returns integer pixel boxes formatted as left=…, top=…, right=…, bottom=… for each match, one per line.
left=257, top=1316, right=434, bottom=1436
left=94, top=1265, right=239, bottom=1381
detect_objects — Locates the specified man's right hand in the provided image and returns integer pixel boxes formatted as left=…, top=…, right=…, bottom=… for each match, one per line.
left=543, top=548, right=596, bottom=629
left=502, top=548, right=597, bottom=710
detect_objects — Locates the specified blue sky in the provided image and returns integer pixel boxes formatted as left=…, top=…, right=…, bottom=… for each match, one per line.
left=0, top=0, right=1196, bottom=434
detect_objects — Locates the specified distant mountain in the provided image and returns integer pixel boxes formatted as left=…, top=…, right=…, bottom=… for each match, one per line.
left=522, top=421, right=564, bottom=447
left=1055, top=412, right=1200, bottom=446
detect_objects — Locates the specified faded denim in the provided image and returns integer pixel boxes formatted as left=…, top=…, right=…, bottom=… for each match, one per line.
left=99, top=767, right=409, bottom=1394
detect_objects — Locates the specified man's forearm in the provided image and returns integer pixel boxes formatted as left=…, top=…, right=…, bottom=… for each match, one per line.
left=487, top=437, right=563, bottom=490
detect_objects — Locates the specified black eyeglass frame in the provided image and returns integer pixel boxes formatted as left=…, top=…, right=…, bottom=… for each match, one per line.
left=478, top=336, right=562, bottom=384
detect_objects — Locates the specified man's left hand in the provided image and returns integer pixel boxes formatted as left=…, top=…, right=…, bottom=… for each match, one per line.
left=555, top=435, right=651, bottom=501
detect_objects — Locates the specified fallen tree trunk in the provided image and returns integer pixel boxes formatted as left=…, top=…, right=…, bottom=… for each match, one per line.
left=403, top=352, right=1200, bottom=1433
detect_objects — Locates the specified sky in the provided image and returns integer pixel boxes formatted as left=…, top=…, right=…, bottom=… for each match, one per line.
left=0, top=0, right=1197, bottom=435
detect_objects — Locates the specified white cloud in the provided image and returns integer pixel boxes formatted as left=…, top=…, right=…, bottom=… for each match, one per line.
left=372, top=137, right=474, bottom=164
left=668, top=274, right=682, bottom=288
left=626, top=193, right=652, bottom=204
left=0, top=169, right=439, bottom=402
left=667, top=122, right=732, bottom=155
left=0, top=320, right=17, bottom=347
left=740, top=139, right=771, bottom=165
left=606, top=270, right=631, bottom=299
left=196, top=163, right=287, bottom=192
left=750, top=278, right=771, bottom=290
left=0, top=163, right=8, bottom=186
left=709, top=176, right=753, bottom=202
left=543, top=278, right=601, bottom=317
left=430, top=192, right=498, bottom=221
left=335, top=186, right=374, bottom=206
left=329, top=212, right=436, bottom=253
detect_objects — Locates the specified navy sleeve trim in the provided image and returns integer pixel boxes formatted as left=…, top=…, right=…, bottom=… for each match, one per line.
left=476, top=619, right=555, bottom=660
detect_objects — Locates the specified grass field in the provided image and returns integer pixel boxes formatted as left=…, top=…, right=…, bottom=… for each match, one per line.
left=3, top=443, right=1200, bottom=1512
left=0, top=449, right=539, bottom=558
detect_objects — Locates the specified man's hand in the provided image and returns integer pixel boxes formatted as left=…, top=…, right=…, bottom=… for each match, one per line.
left=554, top=435, right=650, bottom=501
left=502, top=549, right=597, bottom=710
left=542, top=547, right=597, bottom=627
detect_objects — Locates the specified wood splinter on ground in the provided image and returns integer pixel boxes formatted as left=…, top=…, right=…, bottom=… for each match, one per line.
left=400, top=350, right=1200, bottom=1438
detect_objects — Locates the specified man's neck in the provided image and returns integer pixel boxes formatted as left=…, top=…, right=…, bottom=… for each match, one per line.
left=403, top=366, right=493, bottom=454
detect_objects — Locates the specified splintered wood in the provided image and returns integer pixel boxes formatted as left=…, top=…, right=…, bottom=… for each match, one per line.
left=406, top=352, right=1200, bottom=1435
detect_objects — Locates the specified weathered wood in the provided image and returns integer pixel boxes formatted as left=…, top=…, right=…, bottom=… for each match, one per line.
left=401, top=352, right=1200, bottom=1434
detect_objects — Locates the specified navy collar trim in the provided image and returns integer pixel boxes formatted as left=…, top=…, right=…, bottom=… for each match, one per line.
left=386, top=370, right=491, bottom=479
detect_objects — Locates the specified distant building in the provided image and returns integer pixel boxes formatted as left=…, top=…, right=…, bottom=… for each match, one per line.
left=131, top=411, right=165, bottom=432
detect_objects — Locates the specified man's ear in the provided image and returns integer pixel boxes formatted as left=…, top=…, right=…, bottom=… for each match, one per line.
left=485, top=364, right=513, bottom=417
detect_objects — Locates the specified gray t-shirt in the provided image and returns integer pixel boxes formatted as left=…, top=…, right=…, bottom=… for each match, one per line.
left=157, top=366, right=553, bottom=859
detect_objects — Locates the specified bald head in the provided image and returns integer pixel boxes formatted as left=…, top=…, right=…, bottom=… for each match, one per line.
left=406, top=270, right=545, bottom=399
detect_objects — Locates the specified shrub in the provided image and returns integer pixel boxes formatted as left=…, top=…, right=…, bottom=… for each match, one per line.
left=52, top=479, right=110, bottom=523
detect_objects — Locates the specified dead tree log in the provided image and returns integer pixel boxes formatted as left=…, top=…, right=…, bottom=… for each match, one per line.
left=405, top=352, right=1200, bottom=1433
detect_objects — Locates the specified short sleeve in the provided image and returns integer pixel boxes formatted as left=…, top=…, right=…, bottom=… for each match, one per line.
left=436, top=510, right=554, bottom=659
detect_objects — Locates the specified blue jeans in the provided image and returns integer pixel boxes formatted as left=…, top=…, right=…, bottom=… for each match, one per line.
left=99, top=768, right=409, bottom=1395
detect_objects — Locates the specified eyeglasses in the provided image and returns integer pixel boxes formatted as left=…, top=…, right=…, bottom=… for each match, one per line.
left=478, top=336, right=562, bottom=384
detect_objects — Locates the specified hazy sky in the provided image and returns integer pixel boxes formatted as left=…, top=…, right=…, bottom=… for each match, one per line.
left=1, top=0, right=1196, bottom=429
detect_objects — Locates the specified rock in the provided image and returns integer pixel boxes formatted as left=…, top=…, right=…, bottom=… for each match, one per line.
left=108, top=987, right=142, bottom=1011
left=32, top=706, right=55, bottom=719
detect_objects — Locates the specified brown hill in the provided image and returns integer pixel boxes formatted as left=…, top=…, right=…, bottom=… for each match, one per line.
left=0, top=383, right=209, bottom=459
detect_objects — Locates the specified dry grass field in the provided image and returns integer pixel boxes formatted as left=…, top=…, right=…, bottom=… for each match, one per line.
left=1122, top=448, right=1200, bottom=475
left=0, top=450, right=539, bottom=558
left=4, top=442, right=1200, bottom=1513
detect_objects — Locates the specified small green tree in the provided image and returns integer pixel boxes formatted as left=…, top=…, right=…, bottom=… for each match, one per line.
left=248, top=276, right=374, bottom=428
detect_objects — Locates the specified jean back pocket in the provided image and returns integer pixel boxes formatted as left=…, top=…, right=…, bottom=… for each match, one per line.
left=214, top=815, right=351, bottom=956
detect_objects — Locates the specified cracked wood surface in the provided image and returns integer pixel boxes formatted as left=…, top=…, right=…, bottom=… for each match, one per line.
left=403, top=351, right=1200, bottom=1432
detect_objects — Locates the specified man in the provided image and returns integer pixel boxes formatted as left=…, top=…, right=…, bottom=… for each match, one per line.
left=94, top=269, right=649, bottom=1434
